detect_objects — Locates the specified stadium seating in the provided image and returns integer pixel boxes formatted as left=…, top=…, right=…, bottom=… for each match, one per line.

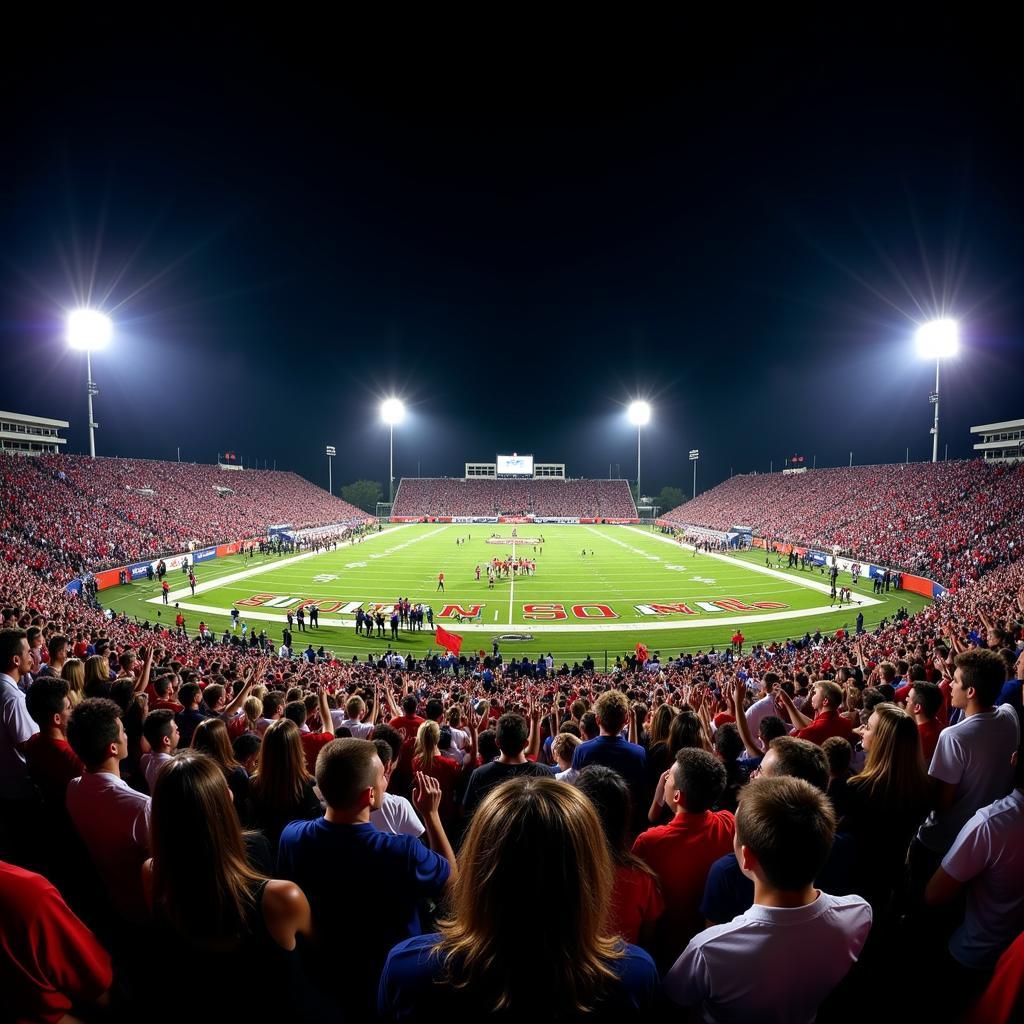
left=660, top=460, right=1024, bottom=588
left=3, top=454, right=1023, bottom=1023
left=391, top=477, right=637, bottom=518
left=1, top=453, right=367, bottom=573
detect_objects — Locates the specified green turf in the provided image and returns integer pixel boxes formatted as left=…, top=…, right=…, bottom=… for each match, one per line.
left=100, top=523, right=930, bottom=665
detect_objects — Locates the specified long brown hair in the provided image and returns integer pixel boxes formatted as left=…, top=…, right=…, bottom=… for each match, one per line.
left=850, top=703, right=929, bottom=811
left=437, top=776, right=623, bottom=1013
left=249, top=718, right=313, bottom=810
left=150, top=750, right=264, bottom=940
left=192, top=717, right=243, bottom=775
left=647, top=703, right=675, bottom=746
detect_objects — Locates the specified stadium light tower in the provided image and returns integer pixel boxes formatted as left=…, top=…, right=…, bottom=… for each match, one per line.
left=915, top=318, right=959, bottom=463
left=381, top=397, right=405, bottom=503
left=66, top=309, right=112, bottom=459
left=628, top=400, right=651, bottom=507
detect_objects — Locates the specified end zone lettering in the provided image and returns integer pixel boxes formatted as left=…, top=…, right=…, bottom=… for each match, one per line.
left=439, top=604, right=483, bottom=619
left=523, top=603, right=568, bottom=620
left=635, top=598, right=789, bottom=616
left=571, top=604, right=618, bottom=619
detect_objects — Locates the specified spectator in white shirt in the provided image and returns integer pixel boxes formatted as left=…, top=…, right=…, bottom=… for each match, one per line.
left=665, top=776, right=872, bottom=1023
left=926, top=751, right=1024, bottom=971
left=370, top=739, right=425, bottom=838
left=743, top=672, right=781, bottom=746
left=331, top=693, right=377, bottom=738
left=0, top=629, right=40, bottom=802
left=552, top=731, right=582, bottom=782
left=0, top=628, right=42, bottom=862
left=257, top=692, right=285, bottom=736
left=140, top=709, right=179, bottom=794
left=914, top=649, right=1020, bottom=877
left=66, top=698, right=152, bottom=924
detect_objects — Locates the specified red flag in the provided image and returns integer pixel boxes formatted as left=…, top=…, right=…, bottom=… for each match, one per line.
left=435, top=625, right=463, bottom=656
left=635, top=642, right=649, bottom=664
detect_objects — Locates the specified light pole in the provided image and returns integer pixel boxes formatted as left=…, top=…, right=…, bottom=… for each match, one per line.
left=325, top=445, right=336, bottom=494
left=66, top=310, right=112, bottom=459
left=689, top=449, right=700, bottom=498
left=381, top=398, right=405, bottom=504
left=915, top=319, right=959, bottom=464
left=628, top=401, right=651, bottom=507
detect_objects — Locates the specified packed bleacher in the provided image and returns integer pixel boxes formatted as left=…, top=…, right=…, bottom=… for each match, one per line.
left=2, top=454, right=1023, bottom=1021
left=660, top=460, right=1024, bottom=589
left=391, top=476, right=638, bottom=519
left=0, top=453, right=367, bottom=575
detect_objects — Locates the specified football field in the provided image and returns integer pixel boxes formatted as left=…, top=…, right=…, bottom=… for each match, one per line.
left=102, top=523, right=930, bottom=665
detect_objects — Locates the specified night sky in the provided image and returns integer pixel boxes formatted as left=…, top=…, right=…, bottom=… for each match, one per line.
left=2, top=13, right=1021, bottom=500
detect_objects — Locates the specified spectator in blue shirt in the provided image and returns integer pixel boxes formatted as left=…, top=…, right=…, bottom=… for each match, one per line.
left=278, top=739, right=456, bottom=1017
left=571, top=691, right=649, bottom=829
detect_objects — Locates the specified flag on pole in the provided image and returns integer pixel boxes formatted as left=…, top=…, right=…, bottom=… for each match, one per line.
left=435, top=625, right=463, bottom=656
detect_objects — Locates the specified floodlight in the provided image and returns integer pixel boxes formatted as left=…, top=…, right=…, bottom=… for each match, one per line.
left=67, top=309, right=113, bottom=351
left=915, top=319, right=959, bottom=360
left=628, top=400, right=651, bottom=426
left=381, top=398, right=405, bottom=425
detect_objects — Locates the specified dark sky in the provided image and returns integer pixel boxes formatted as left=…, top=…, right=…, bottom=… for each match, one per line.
left=2, top=12, right=1022, bottom=499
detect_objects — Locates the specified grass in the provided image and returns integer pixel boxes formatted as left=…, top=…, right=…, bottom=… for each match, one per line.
left=100, top=523, right=930, bottom=665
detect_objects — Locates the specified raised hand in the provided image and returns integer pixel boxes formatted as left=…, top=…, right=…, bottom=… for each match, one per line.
left=411, top=771, right=442, bottom=818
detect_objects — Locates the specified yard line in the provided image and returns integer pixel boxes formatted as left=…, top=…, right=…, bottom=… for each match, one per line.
left=508, top=539, right=516, bottom=625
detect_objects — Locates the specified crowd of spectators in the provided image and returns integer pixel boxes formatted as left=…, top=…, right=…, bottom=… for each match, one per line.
left=661, top=460, right=1024, bottom=588
left=392, top=477, right=637, bottom=519
left=0, top=453, right=367, bottom=575
left=2, top=454, right=1024, bottom=1020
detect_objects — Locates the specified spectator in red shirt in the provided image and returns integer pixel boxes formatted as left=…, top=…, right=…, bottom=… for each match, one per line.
left=387, top=692, right=426, bottom=794
left=412, top=720, right=462, bottom=826
left=150, top=672, right=184, bottom=713
left=632, top=748, right=735, bottom=967
left=906, top=679, right=944, bottom=763
left=575, top=765, right=664, bottom=949
left=289, top=689, right=336, bottom=775
left=779, top=680, right=856, bottom=746
left=23, top=676, right=84, bottom=811
left=0, top=858, right=112, bottom=1024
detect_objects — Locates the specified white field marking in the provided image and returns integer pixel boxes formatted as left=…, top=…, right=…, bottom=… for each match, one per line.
left=147, top=524, right=441, bottom=606
left=508, top=539, right=516, bottom=625
left=158, top=598, right=881, bottom=633
left=617, top=526, right=884, bottom=607
left=585, top=526, right=664, bottom=562
left=158, top=523, right=884, bottom=633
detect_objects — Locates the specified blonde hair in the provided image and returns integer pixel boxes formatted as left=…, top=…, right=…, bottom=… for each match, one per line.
left=414, top=720, right=441, bottom=771
left=242, top=696, right=263, bottom=732
left=61, top=658, right=86, bottom=706
left=436, top=776, right=622, bottom=1013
